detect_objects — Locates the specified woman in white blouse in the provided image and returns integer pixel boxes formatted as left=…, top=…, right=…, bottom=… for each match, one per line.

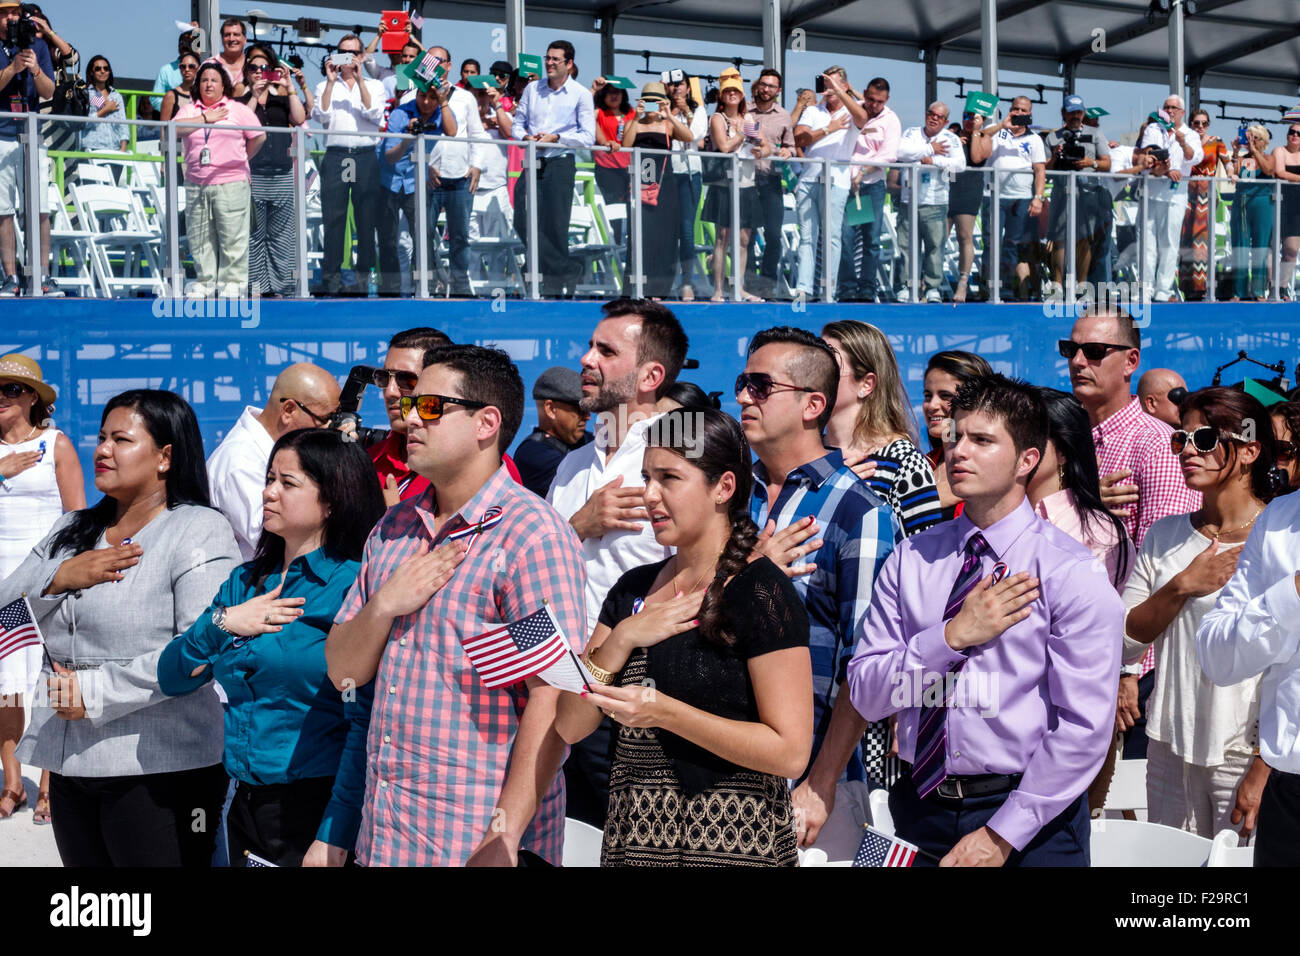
left=1123, top=387, right=1277, bottom=839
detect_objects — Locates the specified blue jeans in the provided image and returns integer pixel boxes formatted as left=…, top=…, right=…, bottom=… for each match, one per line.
left=429, top=176, right=472, bottom=294
left=795, top=178, right=848, bottom=298
left=838, top=179, right=887, bottom=300
left=676, top=170, right=702, bottom=287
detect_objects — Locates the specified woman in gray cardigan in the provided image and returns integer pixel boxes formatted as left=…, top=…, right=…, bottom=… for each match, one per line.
left=0, top=390, right=238, bottom=866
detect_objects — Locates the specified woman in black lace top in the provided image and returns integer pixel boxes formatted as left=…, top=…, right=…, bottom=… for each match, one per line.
left=555, top=408, right=812, bottom=866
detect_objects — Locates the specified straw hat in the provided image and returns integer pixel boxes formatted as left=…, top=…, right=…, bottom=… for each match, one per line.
left=640, top=81, right=669, bottom=103
left=0, top=354, right=56, bottom=406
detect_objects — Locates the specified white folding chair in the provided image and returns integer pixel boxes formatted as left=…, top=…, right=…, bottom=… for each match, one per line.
left=1101, top=757, right=1147, bottom=820
left=569, top=204, right=622, bottom=297
left=1089, top=818, right=1212, bottom=867
left=1207, top=828, right=1254, bottom=867
left=70, top=161, right=116, bottom=186
left=68, top=182, right=166, bottom=297
left=561, top=817, right=603, bottom=868
left=868, top=788, right=894, bottom=836
left=467, top=190, right=524, bottom=295
left=48, top=192, right=99, bottom=297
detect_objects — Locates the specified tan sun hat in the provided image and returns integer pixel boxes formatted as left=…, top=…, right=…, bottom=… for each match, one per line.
left=0, top=354, right=56, bottom=406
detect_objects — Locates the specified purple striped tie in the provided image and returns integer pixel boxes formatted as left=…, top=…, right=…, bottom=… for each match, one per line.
left=911, top=532, right=989, bottom=800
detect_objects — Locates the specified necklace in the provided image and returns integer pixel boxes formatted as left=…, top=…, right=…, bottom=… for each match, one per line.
left=672, top=554, right=718, bottom=596
left=1203, top=505, right=1264, bottom=541
left=0, top=424, right=38, bottom=445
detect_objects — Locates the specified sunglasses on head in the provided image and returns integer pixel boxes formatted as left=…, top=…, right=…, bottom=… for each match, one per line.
left=280, top=397, right=334, bottom=426
left=1057, top=340, right=1131, bottom=361
left=399, top=393, right=489, bottom=421
left=734, top=371, right=814, bottom=402
left=370, top=367, right=420, bottom=391
left=0, top=382, right=33, bottom=399
left=1170, top=426, right=1252, bottom=455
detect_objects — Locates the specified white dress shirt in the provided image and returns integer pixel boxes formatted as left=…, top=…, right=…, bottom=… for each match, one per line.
left=514, top=76, right=596, bottom=154
left=669, top=106, right=709, bottom=175
left=312, top=75, right=388, bottom=147
left=206, top=406, right=275, bottom=561
left=1138, top=121, right=1203, bottom=198
left=547, top=413, right=672, bottom=637
left=429, top=86, right=486, bottom=180
left=1197, top=491, right=1300, bottom=774
left=796, top=102, right=861, bottom=189
left=896, top=125, right=966, bottom=204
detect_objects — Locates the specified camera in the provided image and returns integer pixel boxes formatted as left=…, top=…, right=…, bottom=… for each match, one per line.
left=328, top=365, right=388, bottom=447
left=660, top=68, right=685, bottom=84
left=1010, top=113, right=1032, bottom=127
left=4, top=9, right=38, bottom=51
left=1059, top=128, right=1091, bottom=163
left=1147, top=145, right=1171, bottom=164
left=815, top=75, right=826, bottom=94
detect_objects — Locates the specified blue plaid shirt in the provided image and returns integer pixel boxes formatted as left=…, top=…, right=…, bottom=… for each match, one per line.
left=750, top=449, right=901, bottom=781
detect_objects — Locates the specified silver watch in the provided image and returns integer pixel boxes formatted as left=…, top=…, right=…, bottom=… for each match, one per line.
left=212, top=605, right=234, bottom=634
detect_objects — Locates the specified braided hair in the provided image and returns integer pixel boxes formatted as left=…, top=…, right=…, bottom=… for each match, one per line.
left=646, top=408, right=758, bottom=648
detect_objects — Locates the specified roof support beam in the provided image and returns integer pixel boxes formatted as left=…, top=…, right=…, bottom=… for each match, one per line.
left=981, top=0, right=998, bottom=99
left=1062, top=0, right=1244, bottom=65
left=504, top=0, right=524, bottom=69
left=786, top=0, right=857, bottom=31
left=935, top=0, right=1053, bottom=46
left=1170, top=0, right=1186, bottom=100
left=1191, top=24, right=1300, bottom=74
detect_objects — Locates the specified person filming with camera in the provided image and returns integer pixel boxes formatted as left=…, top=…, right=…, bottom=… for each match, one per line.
left=1043, top=94, right=1111, bottom=287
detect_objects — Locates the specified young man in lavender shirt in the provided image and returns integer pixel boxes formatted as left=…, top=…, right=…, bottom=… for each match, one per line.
left=847, top=374, right=1122, bottom=865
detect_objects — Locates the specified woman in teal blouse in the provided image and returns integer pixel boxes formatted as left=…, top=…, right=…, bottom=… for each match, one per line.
left=159, top=428, right=385, bottom=866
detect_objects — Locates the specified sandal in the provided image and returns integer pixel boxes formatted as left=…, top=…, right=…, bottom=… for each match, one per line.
left=0, top=788, right=27, bottom=820
left=680, top=285, right=695, bottom=302
left=32, top=791, right=50, bottom=826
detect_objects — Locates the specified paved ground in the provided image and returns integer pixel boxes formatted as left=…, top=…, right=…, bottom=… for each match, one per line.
left=0, top=765, right=61, bottom=866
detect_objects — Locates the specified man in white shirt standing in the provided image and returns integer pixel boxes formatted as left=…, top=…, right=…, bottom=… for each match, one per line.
left=979, top=96, right=1047, bottom=300
left=207, top=363, right=341, bottom=560
left=839, top=77, right=899, bottom=302
left=793, top=67, right=867, bottom=301
left=426, top=45, right=486, bottom=297
left=512, top=39, right=596, bottom=297
left=312, top=34, right=387, bottom=296
left=1138, top=95, right=1203, bottom=302
left=894, top=100, right=965, bottom=302
left=1198, top=491, right=1300, bottom=866
left=547, top=298, right=687, bottom=827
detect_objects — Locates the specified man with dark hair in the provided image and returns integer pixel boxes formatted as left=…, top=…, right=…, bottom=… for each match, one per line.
left=426, top=44, right=486, bottom=297
left=367, top=327, right=453, bottom=504
left=547, top=298, right=686, bottom=824
left=847, top=372, right=1123, bottom=866
left=514, top=367, right=591, bottom=497
left=512, top=39, right=594, bottom=296
left=748, top=68, right=795, bottom=299
left=839, top=77, right=900, bottom=302
left=217, top=17, right=247, bottom=88
left=325, top=344, right=587, bottom=866
left=1065, top=307, right=1199, bottom=768
left=459, top=58, right=480, bottom=89
left=738, top=326, right=902, bottom=849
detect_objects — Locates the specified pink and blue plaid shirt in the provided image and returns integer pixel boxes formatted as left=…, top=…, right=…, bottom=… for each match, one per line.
left=336, top=465, right=587, bottom=866
left=1093, top=396, right=1201, bottom=677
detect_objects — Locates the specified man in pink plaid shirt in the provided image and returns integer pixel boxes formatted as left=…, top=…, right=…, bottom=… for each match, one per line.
left=326, top=345, right=586, bottom=866
left=1064, top=309, right=1200, bottom=785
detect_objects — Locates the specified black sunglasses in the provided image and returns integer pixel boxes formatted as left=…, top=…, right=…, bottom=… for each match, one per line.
left=1057, top=340, right=1131, bottom=361
left=280, top=397, right=334, bottom=426
left=1170, top=426, right=1252, bottom=455
left=735, top=371, right=815, bottom=402
left=0, top=382, right=33, bottom=399
left=1276, top=439, right=1297, bottom=462
left=400, top=393, right=489, bottom=421
left=370, top=367, right=420, bottom=391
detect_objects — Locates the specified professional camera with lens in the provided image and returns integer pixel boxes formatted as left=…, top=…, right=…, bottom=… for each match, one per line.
left=4, top=6, right=39, bottom=50
left=328, top=365, right=390, bottom=447
left=1059, top=128, right=1092, bottom=163
left=407, top=117, right=434, bottom=136
left=1147, top=145, right=1171, bottom=164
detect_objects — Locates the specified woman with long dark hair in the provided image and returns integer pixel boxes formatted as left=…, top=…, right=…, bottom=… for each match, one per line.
left=922, top=350, right=992, bottom=520
left=158, top=428, right=385, bottom=866
left=1124, top=387, right=1276, bottom=838
left=0, top=390, right=238, bottom=865
left=556, top=408, right=812, bottom=866
left=160, top=51, right=200, bottom=122
left=1269, top=400, right=1300, bottom=492
left=81, top=55, right=127, bottom=153
left=592, top=80, right=634, bottom=243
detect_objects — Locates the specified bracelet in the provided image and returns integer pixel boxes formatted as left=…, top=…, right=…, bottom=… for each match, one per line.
left=582, top=650, right=618, bottom=685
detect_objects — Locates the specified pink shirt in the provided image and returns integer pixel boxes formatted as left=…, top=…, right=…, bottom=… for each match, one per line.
left=850, top=104, right=900, bottom=185
left=1033, top=488, right=1135, bottom=592
left=175, top=99, right=263, bottom=186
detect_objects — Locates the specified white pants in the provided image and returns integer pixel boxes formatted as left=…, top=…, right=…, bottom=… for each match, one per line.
left=469, top=185, right=512, bottom=241
left=1146, top=737, right=1254, bottom=839
left=1141, top=191, right=1188, bottom=300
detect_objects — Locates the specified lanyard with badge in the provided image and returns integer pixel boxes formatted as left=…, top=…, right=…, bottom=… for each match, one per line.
left=199, top=100, right=223, bottom=166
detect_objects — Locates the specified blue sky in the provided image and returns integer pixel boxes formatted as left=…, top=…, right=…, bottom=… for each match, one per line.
left=62, top=1, right=1293, bottom=146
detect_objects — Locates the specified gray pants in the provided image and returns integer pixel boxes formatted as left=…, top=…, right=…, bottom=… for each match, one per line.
left=894, top=201, right=947, bottom=296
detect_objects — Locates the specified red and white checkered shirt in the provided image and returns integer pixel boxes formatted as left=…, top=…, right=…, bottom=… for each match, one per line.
left=1093, top=396, right=1201, bottom=676
left=336, top=465, right=587, bottom=866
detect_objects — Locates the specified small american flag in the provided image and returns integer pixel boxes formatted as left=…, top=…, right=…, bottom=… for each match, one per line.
left=461, top=605, right=569, bottom=689
left=0, top=597, right=41, bottom=664
left=244, top=850, right=278, bottom=867
left=853, top=825, right=918, bottom=867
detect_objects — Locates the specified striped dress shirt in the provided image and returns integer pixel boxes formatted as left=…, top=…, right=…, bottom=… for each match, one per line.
left=335, top=466, right=587, bottom=866
left=750, top=449, right=901, bottom=780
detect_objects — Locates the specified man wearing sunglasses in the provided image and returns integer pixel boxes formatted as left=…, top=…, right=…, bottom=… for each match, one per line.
left=326, top=344, right=586, bottom=866
left=206, top=362, right=341, bottom=560
left=365, top=326, right=451, bottom=506
left=1137, top=95, right=1202, bottom=302
left=547, top=298, right=686, bottom=827
left=1064, top=308, right=1199, bottom=766
left=736, top=327, right=901, bottom=850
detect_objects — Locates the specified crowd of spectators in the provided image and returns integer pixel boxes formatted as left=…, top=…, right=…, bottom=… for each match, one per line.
left=3, top=9, right=1300, bottom=300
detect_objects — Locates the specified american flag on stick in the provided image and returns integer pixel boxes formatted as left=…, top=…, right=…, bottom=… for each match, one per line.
left=461, top=604, right=573, bottom=689
left=852, top=825, right=918, bottom=867
left=0, top=597, right=42, bottom=665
